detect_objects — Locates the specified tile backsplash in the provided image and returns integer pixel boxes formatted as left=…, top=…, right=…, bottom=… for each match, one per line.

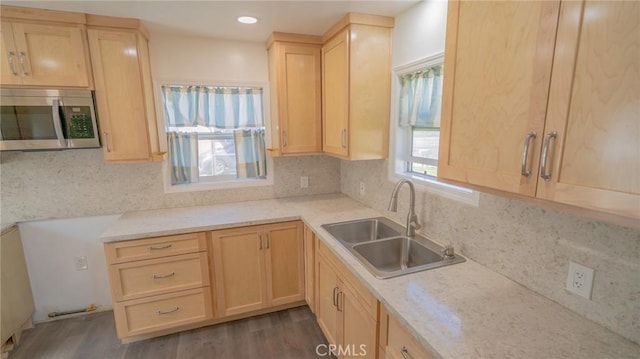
left=0, top=149, right=341, bottom=226
left=340, top=159, right=640, bottom=345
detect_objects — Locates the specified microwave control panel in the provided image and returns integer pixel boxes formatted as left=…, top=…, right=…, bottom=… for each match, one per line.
left=64, top=106, right=95, bottom=139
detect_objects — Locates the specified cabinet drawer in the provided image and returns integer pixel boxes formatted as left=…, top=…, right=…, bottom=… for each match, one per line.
left=386, top=315, right=432, bottom=359
left=109, top=252, right=210, bottom=302
left=113, top=287, right=212, bottom=338
left=104, top=232, right=206, bottom=264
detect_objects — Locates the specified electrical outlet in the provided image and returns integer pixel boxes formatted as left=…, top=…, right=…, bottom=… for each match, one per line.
left=75, top=256, right=88, bottom=271
left=300, top=176, right=309, bottom=188
left=359, top=182, right=365, bottom=196
left=566, top=261, right=594, bottom=299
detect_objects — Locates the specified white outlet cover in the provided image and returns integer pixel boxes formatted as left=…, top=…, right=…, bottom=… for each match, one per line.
left=566, top=261, right=594, bottom=299
left=75, top=256, right=89, bottom=271
left=300, top=176, right=309, bottom=188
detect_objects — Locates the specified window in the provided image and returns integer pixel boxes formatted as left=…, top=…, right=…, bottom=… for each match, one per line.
left=391, top=54, right=478, bottom=206
left=161, top=85, right=268, bottom=187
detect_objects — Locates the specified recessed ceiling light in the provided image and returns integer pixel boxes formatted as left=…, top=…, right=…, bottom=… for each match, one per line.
left=237, top=16, right=258, bottom=24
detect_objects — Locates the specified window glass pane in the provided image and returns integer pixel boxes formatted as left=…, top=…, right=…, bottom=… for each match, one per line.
left=197, top=131, right=237, bottom=178
left=411, top=128, right=440, bottom=160
left=410, top=162, right=438, bottom=177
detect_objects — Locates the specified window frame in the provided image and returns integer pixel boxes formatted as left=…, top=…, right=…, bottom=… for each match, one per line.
left=154, top=79, right=274, bottom=193
left=389, top=53, right=479, bottom=206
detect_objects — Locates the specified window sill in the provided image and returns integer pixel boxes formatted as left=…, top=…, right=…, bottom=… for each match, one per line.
left=389, top=171, right=479, bottom=207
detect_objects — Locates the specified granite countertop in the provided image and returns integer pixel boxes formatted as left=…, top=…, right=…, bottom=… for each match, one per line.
left=101, top=194, right=640, bottom=358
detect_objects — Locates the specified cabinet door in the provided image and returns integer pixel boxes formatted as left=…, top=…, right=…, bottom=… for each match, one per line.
left=210, top=226, right=268, bottom=317
left=537, top=0, right=640, bottom=221
left=88, top=29, right=152, bottom=162
left=277, top=43, right=322, bottom=154
left=322, top=28, right=350, bottom=158
left=338, top=282, right=377, bottom=359
left=303, top=225, right=315, bottom=312
left=439, top=1, right=560, bottom=195
left=316, top=253, right=340, bottom=346
left=11, top=22, right=89, bottom=87
left=0, top=23, right=21, bottom=85
left=264, top=221, right=304, bottom=306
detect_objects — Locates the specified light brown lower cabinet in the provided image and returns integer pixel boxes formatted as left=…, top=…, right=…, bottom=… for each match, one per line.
left=210, top=221, right=305, bottom=317
left=315, top=240, right=379, bottom=359
left=303, top=225, right=316, bottom=313
left=379, top=306, right=433, bottom=359
left=104, top=233, right=213, bottom=339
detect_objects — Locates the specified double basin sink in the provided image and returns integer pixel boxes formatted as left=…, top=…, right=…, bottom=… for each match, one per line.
left=322, top=217, right=465, bottom=279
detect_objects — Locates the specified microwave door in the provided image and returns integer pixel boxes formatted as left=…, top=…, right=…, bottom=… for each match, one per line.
left=0, top=98, right=67, bottom=150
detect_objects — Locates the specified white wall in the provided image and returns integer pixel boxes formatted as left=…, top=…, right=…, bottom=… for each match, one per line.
left=391, top=0, right=447, bottom=67
left=340, top=0, right=640, bottom=344
left=150, top=34, right=268, bottom=82
left=19, top=215, right=120, bottom=322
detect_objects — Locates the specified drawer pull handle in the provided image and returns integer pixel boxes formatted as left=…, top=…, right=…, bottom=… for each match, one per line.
left=332, top=287, right=338, bottom=307
left=7, top=51, right=18, bottom=75
left=337, top=291, right=344, bottom=312
left=153, top=272, right=175, bottom=279
left=156, top=307, right=179, bottom=315
left=401, top=346, right=411, bottom=359
left=148, top=244, right=172, bottom=251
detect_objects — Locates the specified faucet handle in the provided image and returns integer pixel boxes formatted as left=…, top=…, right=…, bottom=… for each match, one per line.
left=442, top=245, right=455, bottom=259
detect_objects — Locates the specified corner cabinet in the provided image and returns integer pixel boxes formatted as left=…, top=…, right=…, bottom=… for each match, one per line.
left=210, top=221, right=305, bottom=317
left=267, top=33, right=323, bottom=156
left=439, top=0, right=639, bottom=226
left=0, top=6, right=91, bottom=87
left=322, top=14, right=393, bottom=160
left=87, top=19, right=163, bottom=163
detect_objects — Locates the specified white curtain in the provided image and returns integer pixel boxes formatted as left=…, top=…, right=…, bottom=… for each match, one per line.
left=398, top=65, right=443, bottom=128
left=162, top=85, right=264, bottom=129
left=167, top=132, right=198, bottom=184
left=234, top=129, right=267, bottom=179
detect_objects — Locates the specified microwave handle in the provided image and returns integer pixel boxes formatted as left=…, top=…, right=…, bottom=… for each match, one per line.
left=51, top=99, right=66, bottom=148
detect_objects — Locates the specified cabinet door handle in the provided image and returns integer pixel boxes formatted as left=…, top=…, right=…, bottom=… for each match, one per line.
left=265, top=233, right=270, bottom=249
left=156, top=307, right=179, bottom=315
left=258, top=233, right=263, bottom=250
left=18, top=51, right=29, bottom=76
left=153, top=272, right=175, bottom=279
left=7, top=51, right=18, bottom=75
left=337, top=291, right=344, bottom=312
left=148, top=244, right=172, bottom=250
left=282, top=130, right=288, bottom=148
left=103, top=132, right=112, bottom=152
left=332, top=287, right=338, bottom=307
left=540, top=131, right=558, bottom=181
left=341, top=129, right=347, bottom=148
left=401, top=346, right=411, bottom=359
left=520, top=131, right=536, bottom=177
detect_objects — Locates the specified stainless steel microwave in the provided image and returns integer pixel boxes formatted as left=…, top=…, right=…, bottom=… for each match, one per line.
left=0, top=88, right=100, bottom=151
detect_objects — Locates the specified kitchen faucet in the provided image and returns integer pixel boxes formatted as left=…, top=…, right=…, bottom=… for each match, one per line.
left=387, top=179, right=421, bottom=237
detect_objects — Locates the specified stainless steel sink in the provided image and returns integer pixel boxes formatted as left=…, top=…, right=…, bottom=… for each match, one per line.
left=321, top=217, right=465, bottom=279
left=352, top=236, right=465, bottom=278
left=321, top=217, right=403, bottom=244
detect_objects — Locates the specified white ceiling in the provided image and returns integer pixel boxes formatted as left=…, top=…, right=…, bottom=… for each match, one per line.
left=2, top=1, right=421, bottom=43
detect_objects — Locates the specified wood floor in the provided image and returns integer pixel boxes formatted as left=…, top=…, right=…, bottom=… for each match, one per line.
left=9, top=306, right=331, bottom=359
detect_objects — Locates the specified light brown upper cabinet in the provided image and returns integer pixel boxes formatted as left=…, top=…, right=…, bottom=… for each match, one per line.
left=267, top=33, right=323, bottom=156
left=322, top=13, right=393, bottom=160
left=439, top=0, right=639, bottom=226
left=210, top=221, right=304, bottom=318
left=87, top=17, right=163, bottom=163
left=0, top=7, right=91, bottom=87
